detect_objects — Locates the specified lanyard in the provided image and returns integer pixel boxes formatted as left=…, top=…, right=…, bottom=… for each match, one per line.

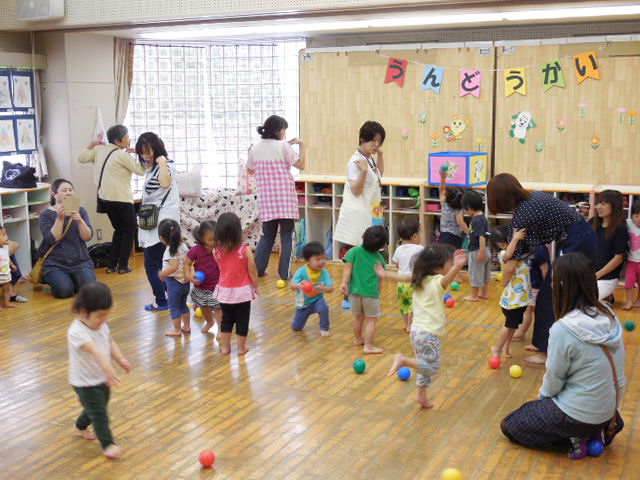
left=356, top=149, right=381, bottom=187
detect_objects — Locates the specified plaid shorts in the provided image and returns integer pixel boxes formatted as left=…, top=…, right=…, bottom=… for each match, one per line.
left=397, top=282, right=414, bottom=315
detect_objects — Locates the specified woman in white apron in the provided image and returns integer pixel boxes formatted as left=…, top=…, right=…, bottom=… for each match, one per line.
left=334, top=121, right=386, bottom=307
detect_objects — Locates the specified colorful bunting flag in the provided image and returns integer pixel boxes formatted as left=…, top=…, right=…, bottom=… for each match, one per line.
left=459, top=70, right=481, bottom=98
left=504, top=68, right=527, bottom=97
left=540, top=61, right=565, bottom=92
left=384, top=58, right=408, bottom=86
left=573, top=51, right=600, bottom=84
left=421, top=65, right=444, bottom=94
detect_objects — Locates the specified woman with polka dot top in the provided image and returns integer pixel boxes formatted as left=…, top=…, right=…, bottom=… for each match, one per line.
left=487, top=173, right=598, bottom=364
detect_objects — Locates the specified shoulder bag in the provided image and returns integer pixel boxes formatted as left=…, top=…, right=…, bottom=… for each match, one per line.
left=30, top=218, right=73, bottom=284
left=137, top=188, right=171, bottom=231
left=96, top=148, right=119, bottom=213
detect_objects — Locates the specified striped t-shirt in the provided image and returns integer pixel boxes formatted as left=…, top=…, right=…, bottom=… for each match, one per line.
left=68, top=319, right=111, bottom=387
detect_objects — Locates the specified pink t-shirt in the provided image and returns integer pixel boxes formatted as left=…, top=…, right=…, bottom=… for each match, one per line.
left=186, top=244, right=220, bottom=291
left=247, top=139, right=299, bottom=222
left=213, top=244, right=256, bottom=303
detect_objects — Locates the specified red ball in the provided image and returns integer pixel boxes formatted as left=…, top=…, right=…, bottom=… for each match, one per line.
left=445, top=297, right=455, bottom=308
left=199, top=450, right=216, bottom=467
left=301, top=281, right=314, bottom=294
left=488, top=357, right=501, bottom=369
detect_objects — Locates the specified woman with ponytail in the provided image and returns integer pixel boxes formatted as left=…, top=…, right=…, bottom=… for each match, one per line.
left=157, top=219, right=190, bottom=337
left=247, top=115, right=304, bottom=280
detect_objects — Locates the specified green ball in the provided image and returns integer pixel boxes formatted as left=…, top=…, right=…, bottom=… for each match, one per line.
left=353, top=359, right=366, bottom=374
left=441, top=165, right=449, bottom=172
left=451, top=281, right=460, bottom=291
left=624, top=321, right=635, bottom=332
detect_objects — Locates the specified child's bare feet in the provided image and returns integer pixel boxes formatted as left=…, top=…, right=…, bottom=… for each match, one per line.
left=353, top=338, right=364, bottom=346
left=238, top=347, right=249, bottom=355
left=464, top=296, right=479, bottom=302
left=201, top=322, right=213, bottom=333
left=320, top=330, right=332, bottom=337
left=490, top=346, right=500, bottom=359
left=4, top=303, right=16, bottom=308
left=181, top=328, right=191, bottom=334
left=525, top=353, right=547, bottom=365
left=525, top=344, right=540, bottom=351
left=75, top=427, right=96, bottom=440
left=478, top=295, right=489, bottom=300
left=363, top=344, right=384, bottom=354
left=221, top=347, right=231, bottom=355
left=623, top=303, right=633, bottom=310
left=103, top=444, right=124, bottom=459
left=416, top=390, right=434, bottom=409
left=387, top=353, right=405, bottom=376
left=502, top=348, right=512, bottom=358
left=164, top=329, right=182, bottom=337
left=512, top=335, right=524, bottom=341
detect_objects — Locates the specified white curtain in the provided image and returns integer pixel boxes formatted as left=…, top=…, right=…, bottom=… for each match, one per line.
left=114, top=38, right=133, bottom=124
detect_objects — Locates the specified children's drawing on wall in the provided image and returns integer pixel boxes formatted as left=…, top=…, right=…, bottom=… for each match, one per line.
left=509, top=111, right=536, bottom=144
left=418, top=113, right=427, bottom=125
left=535, top=141, right=544, bottom=153
left=401, top=128, right=409, bottom=140
left=591, top=136, right=600, bottom=149
left=443, top=115, right=470, bottom=141
left=577, top=102, right=588, bottom=118
left=16, top=117, right=36, bottom=152
left=557, top=118, right=567, bottom=131
left=0, top=75, right=11, bottom=109
left=0, top=119, right=16, bottom=153
left=12, top=74, right=33, bottom=109
left=475, top=138, right=484, bottom=152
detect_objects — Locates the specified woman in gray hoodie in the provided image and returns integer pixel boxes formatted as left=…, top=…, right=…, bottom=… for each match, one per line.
left=500, top=252, right=625, bottom=460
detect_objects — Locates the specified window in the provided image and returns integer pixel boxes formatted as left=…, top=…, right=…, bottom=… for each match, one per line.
left=125, top=41, right=304, bottom=192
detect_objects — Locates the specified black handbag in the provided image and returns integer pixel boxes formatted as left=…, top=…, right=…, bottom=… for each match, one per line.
left=96, top=148, right=118, bottom=213
left=137, top=188, right=171, bottom=230
left=0, top=161, right=37, bottom=188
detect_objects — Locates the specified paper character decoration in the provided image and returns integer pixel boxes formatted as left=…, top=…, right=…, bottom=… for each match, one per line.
left=574, top=51, right=600, bottom=84
left=443, top=115, right=470, bottom=141
left=401, top=128, right=409, bottom=140
left=92, top=107, right=107, bottom=144
left=384, top=58, right=408, bottom=87
left=591, top=136, right=600, bottom=149
left=441, top=160, right=459, bottom=180
left=629, top=110, right=637, bottom=125
left=475, top=138, right=484, bottom=152
left=431, top=133, right=439, bottom=147
left=535, top=141, right=544, bottom=153
left=504, top=68, right=527, bottom=97
left=617, top=107, right=627, bottom=124
left=0, top=118, right=17, bottom=154
left=11, top=73, right=33, bottom=109
left=578, top=102, right=588, bottom=118
left=509, top=111, right=536, bottom=144
left=422, top=65, right=444, bottom=94
left=557, top=118, right=567, bottom=131
left=0, top=74, right=11, bottom=109
left=459, top=70, right=481, bottom=98
left=540, top=61, right=565, bottom=92
left=418, top=113, right=427, bottom=124
left=15, top=116, right=37, bottom=153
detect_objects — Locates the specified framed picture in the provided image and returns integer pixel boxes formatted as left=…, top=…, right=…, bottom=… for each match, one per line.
left=15, top=115, right=37, bottom=154
left=0, top=72, right=11, bottom=110
left=11, top=71, right=34, bottom=110
left=0, top=117, right=17, bottom=154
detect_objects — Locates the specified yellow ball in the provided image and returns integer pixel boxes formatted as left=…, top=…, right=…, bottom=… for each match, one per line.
left=509, top=365, right=523, bottom=378
left=441, top=468, right=463, bottom=480
left=195, top=307, right=203, bottom=318
left=276, top=279, right=286, bottom=288
left=496, top=272, right=503, bottom=281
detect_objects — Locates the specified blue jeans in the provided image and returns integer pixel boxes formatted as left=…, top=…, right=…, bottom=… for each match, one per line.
left=559, top=218, right=598, bottom=260
left=291, top=297, right=330, bottom=331
left=144, top=242, right=167, bottom=306
left=166, top=277, right=190, bottom=320
left=255, top=218, right=295, bottom=280
left=10, top=255, right=21, bottom=285
left=42, top=268, right=96, bottom=298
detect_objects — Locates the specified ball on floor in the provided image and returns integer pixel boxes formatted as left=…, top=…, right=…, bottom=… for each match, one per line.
left=397, top=366, right=411, bottom=381
left=488, top=357, right=501, bottom=369
left=587, top=439, right=604, bottom=457
left=441, top=468, right=462, bottom=480
left=276, top=279, right=286, bottom=288
left=445, top=297, right=455, bottom=308
left=199, top=449, right=215, bottom=467
left=624, top=321, right=635, bottom=332
left=509, top=365, right=523, bottom=378
left=353, top=359, right=366, bottom=374
left=496, top=272, right=503, bottom=282
left=195, top=307, right=203, bottom=318
left=451, top=281, right=460, bottom=291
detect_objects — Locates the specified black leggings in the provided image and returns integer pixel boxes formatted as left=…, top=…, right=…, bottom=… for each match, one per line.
left=73, top=384, right=114, bottom=449
left=220, top=301, right=251, bottom=336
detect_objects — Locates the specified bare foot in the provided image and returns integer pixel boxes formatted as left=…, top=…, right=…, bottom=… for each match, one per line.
left=320, top=330, right=332, bottom=337
left=238, top=347, right=249, bottom=355
left=416, top=393, right=434, bottom=409
left=623, top=303, right=633, bottom=311
left=4, top=303, right=16, bottom=308
left=353, top=338, right=365, bottom=346
left=525, top=353, right=547, bottom=365
left=75, top=427, right=96, bottom=440
left=479, top=295, right=489, bottom=300
left=512, top=335, right=524, bottom=342
left=181, top=328, right=191, bottom=334
left=525, top=344, right=540, bottom=351
left=387, top=353, right=405, bottom=376
left=363, top=345, right=384, bottom=354
left=221, top=347, right=231, bottom=355
left=502, top=349, right=512, bottom=359
left=103, top=444, right=124, bottom=459
left=164, top=329, right=182, bottom=337
left=464, top=296, right=479, bottom=302
left=201, top=322, right=213, bottom=333
left=490, top=346, right=500, bottom=359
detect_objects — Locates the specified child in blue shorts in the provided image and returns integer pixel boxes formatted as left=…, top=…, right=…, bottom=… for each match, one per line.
left=290, top=241, right=334, bottom=337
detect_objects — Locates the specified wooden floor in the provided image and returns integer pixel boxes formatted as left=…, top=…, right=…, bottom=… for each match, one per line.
left=1, top=255, right=639, bottom=480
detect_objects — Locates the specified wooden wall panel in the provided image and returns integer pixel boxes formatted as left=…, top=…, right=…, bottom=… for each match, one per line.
left=495, top=42, right=640, bottom=184
left=300, top=49, right=495, bottom=179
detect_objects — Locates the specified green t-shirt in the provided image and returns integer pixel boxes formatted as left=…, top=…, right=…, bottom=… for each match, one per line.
left=343, top=246, right=386, bottom=298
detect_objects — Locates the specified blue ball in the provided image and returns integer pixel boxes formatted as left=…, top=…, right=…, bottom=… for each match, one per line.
left=194, top=271, right=205, bottom=282
left=587, top=439, right=604, bottom=457
left=397, top=366, right=411, bottom=381
left=444, top=294, right=452, bottom=303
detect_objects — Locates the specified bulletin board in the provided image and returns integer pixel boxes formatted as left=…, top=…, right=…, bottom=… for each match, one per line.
left=299, top=48, right=495, bottom=179
left=495, top=42, right=640, bottom=185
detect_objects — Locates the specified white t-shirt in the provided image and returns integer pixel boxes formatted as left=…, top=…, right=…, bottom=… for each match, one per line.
left=68, top=319, right=111, bottom=388
left=392, top=243, right=423, bottom=276
left=346, top=151, right=379, bottom=187
left=162, top=243, right=189, bottom=283
left=627, top=219, right=640, bottom=263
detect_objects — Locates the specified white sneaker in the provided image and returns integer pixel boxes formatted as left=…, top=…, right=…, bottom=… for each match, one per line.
left=11, top=295, right=28, bottom=303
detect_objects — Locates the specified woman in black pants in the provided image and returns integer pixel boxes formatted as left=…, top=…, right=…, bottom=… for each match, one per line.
left=79, top=125, right=146, bottom=273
